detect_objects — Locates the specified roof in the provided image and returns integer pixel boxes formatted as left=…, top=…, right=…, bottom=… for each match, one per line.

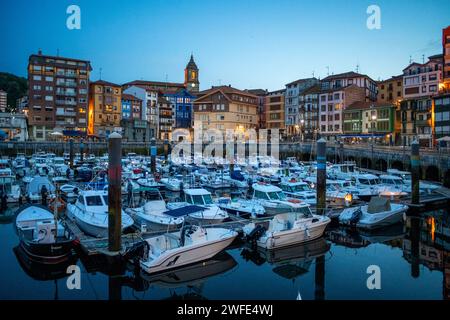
left=123, top=80, right=185, bottom=90
left=322, top=72, right=370, bottom=82
left=195, top=85, right=259, bottom=102
left=377, top=75, right=403, bottom=83
left=345, top=101, right=395, bottom=111
left=267, top=89, right=286, bottom=95
left=252, top=182, right=281, bottom=193
left=121, top=93, right=142, bottom=101
left=91, top=80, right=121, bottom=87
left=245, top=89, right=267, bottom=96
left=302, top=84, right=322, bottom=95
left=183, top=188, right=211, bottom=196
left=29, top=53, right=91, bottom=65
left=402, top=54, right=442, bottom=71
left=186, top=54, right=198, bottom=70
left=285, top=77, right=318, bottom=86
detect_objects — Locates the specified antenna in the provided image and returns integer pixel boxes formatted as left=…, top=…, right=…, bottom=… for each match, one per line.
left=409, top=55, right=412, bottom=64
left=99, top=68, right=102, bottom=80
left=326, top=66, right=330, bottom=76
left=312, top=71, right=315, bottom=78
left=422, top=54, right=425, bottom=64
left=356, top=63, right=360, bottom=73
left=56, top=48, right=60, bottom=57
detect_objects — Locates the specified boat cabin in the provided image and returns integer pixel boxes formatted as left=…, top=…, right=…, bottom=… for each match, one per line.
left=183, top=189, right=214, bottom=206
left=252, top=183, right=288, bottom=201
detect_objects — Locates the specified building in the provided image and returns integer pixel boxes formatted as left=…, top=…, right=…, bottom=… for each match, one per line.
left=284, top=78, right=320, bottom=136
left=164, top=89, right=195, bottom=129
left=193, top=85, right=258, bottom=135
left=0, top=113, right=28, bottom=141
left=321, top=71, right=378, bottom=101
left=377, top=75, right=403, bottom=104
left=246, top=89, right=267, bottom=129
left=318, top=85, right=366, bottom=138
left=433, top=94, right=450, bottom=139
left=442, top=26, right=450, bottom=91
left=401, top=54, right=443, bottom=146
left=265, top=89, right=285, bottom=135
left=88, top=80, right=122, bottom=138
left=27, top=51, right=91, bottom=140
left=121, top=94, right=142, bottom=120
left=299, top=84, right=321, bottom=140
left=121, top=119, right=151, bottom=142
left=16, top=96, right=28, bottom=114
left=343, top=101, right=397, bottom=144
left=0, top=90, right=7, bottom=112
left=184, top=54, right=200, bottom=93
left=158, top=97, right=173, bottom=140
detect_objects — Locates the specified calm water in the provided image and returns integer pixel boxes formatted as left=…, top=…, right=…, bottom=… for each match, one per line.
left=1, top=203, right=449, bottom=300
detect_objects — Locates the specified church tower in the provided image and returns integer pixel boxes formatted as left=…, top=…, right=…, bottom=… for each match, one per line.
left=184, top=54, right=199, bottom=93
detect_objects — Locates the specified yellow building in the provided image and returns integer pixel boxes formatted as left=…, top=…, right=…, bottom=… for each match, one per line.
left=193, top=86, right=258, bottom=135
left=377, top=75, right=403, bottom=104
left=88, top=80, right=122, bottom=138
left=265, top=89, right=285, bottom=134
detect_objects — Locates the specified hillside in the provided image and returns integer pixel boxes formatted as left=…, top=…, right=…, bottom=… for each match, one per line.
left=0, top=72, right=28, bottom=111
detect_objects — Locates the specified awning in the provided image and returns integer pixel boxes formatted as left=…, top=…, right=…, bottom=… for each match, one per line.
left=63, top=130, right=87, bottom=137
left=164, top=205, right=207, bottom=217
left=339, top=133, right=387, bottom=138
left=437, top=136, right=450, bottom=142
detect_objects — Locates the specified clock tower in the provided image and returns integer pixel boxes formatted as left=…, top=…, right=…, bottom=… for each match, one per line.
left=184, top=54, right=199, bottom=93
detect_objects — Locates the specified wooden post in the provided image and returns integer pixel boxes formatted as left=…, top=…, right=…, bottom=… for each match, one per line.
left=150, top=138, right=156, bottom=174
left=314, top=255, right=325, bottom=300
left=80, top=138, right=84, bottom=163
left=316, top=138, right=327, bottom=215
left=411, top=140, right=420, bottom=205
left=69, top=138, right=74, bottom=169
left=108, top=132, right=122, bottom=252
left=163, top=139, right=169, bottom=161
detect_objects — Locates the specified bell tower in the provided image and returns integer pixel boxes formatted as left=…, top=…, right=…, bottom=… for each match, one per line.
left=184, top=54, right=199, bottom=93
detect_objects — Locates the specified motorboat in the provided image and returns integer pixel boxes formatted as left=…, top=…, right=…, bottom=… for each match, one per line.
left=386, top=169, right=440, bottom=194
left=243, top=210, right=331, bottom=249
left=140, top=223, right=238, bottom=274
left=328, top=162, right=360, bottom=180
left=338, top=196, right=408, bottom=230
left=216, top=197, right=266, bottom=218
left=137, top=177, right=164, bottom=190
left=279, top=179, right=316, bottom=205
left=126, top=189, right=184, bottom=231
left=0, top=168, right=21, bottom=203
left=25, top=176, right=56, bottom=203
left=352, top=174, right=405, bottom=202
left=167, top=188, right=229, bottom=224
left=66, top=190, right=134, bottom=238
left=59, top=184, right=80, bottom=202
left=160, top=177, right=182, bottom=192
left=15, top=204, right=75, bottom=262
left=251, top=182, right=311, bottom=215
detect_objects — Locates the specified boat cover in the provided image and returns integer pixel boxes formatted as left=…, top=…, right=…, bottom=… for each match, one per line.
left=164, top=205, right=207, bottom=217
left=367, top=197, right=391, bottom=214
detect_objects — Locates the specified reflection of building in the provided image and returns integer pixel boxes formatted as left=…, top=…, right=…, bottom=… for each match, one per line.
left=193, top=85, right=258, bottom=134
left=0, top=90, right=7, bottom=112
left=27, top=51, right=91, bottom=140
left=88, top=80, right=122, bottom=138
left=0, top=113, right=28, bottom=141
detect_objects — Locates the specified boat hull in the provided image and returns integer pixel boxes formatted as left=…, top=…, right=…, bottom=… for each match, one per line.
left=19, top=238, right=74, bottom=263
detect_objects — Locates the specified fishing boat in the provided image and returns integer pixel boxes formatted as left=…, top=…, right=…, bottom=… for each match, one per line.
left=338, top=196, right=408, bottom=230
left=139, top=207, right=238, bottom=274
left=15, top=204, right=75, bottom=262
left=167, top=188, right=229, bottom=224
left=66, top=190, right=134, bottom=238
left=243, top=209, right=331, bottom=249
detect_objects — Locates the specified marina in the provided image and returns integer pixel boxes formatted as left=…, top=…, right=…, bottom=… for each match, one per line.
left=0, top=137, right=450, bottom=300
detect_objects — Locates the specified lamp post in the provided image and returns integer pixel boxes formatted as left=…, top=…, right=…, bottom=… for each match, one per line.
left=370, top=106, right=377, bottom=169
left=294, top=124, right=300, bottom=141
left=300, top=119, right=305, bottom=142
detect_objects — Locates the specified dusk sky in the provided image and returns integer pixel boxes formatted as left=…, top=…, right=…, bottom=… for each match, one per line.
left=1, top=0, right=449, bottom=91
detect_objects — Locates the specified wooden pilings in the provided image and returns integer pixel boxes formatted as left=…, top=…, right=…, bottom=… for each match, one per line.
left=108, top=132, right=122, bottom=252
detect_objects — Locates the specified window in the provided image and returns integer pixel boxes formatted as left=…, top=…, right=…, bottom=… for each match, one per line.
left=85, top=196, right=104, bottom=206
left=45, top=76, right=53, bottom=82
left=45, top=96, right=53, bottom=101
left=33, top=75, right=42, bottom=81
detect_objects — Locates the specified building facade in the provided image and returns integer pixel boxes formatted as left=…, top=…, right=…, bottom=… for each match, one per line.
left=27, top=51, right=91, bottom=140
left=0, top=113, right=28, bottom=141
left=164, top=89, right=195, bottom=129
left=88, top=80, right=122, bottom=138
left=246, top=89, right=267, bottom=129
left=443, top=26, right=450, bottom=91
left=299, top=84, right=321, bottom=140
left=158, top=96, right=173, bottom=140
left=377, top=75, right=403, bottom=104
left=184, top=54, right=200, bottom=93
left=121, top=119, right=151, bottom=142
left=265, top=89, right=285, bottom=135
left=194, top=85, right=258, bottom=135
left=121, top=94, right=142, bottom=120
left=433, top=94, right=450, bottom=139
left=0, top=90, right=7, bottom=112
left=284, top=78, right=319, bottom=136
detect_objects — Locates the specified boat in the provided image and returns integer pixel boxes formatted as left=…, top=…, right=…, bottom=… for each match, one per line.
left=126, top=189, right=184, bottom=231
left=338, top=196, right=408, bottom=230
left=137, top=177, right=164, bottom=190
left=66, top=189, right=134, bottom=238
left=0, top=168, right=21, bottom=203
left=216, top=197, right=266, bottom=218
left=242, top=209, right=331, bottom=250
left=25, top=176, right=56, bottom=203
left=140, top=219, right=238, bottom=274
left=386, top=169, right=440, bottom=194
left=160, top=177, right=182, bottom=191
left=279, top=179, right=316, bottom=205
left=15, top=204, right=75, bottom=262
left=251, top=182, right=310, bottom=215
left=167, top=188, right=229, bottom=224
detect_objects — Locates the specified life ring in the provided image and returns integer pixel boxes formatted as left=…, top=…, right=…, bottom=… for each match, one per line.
left=287, top=198, right=302, bottom=204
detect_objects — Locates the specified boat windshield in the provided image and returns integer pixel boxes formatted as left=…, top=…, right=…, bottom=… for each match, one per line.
left=359, top=178, right=380, bottom=185
left=203, top=194, right=213, bottom=204
left=292, top=184, right=310, bottom=192
left=85, top=195, right=104, bottom=206
left=293, top=206, right=313, bottom=217
left=191, top=195, right=205, bottom=205
left=268, top=191, right=287, bottom=200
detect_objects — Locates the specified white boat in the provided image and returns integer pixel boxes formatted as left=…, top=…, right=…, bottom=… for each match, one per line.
left=137, top=177, right=164, bottom=189
left=160, top=177, right=182, bottom=192
left=126, top=191, right=184, bottom=230
left=140, top=224, right=237, bottom=274
left=243, top=210, right=331, bottom=249
left=26, top=176, right=56, bottom=203
left=251, top=182, right=309, bottom=215
left=59, top=184, right=80, bottom=202
left=0, top=168, right=21, bottom=203
left=66, top=190, right=134, bottom=238
left=167, top=188, right=229, bottom=224
left=216, top=197, right=266, bottom=218
left=386, top=169, right=440, bottom=194
left=279, top=179, right=316, bottom=205
left=352, top=174, right=405, bottom=201
left=338, top=196, right=408, bottom=230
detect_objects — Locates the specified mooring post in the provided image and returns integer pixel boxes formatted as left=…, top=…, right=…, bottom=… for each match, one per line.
left=410, top=216, right=420, bottom=278
left=316, top=138, right=326, bottom=215
left=163, top=139, right=169, bottom=161
left=411, top=140, right=420, bottom=205
left=80, top=138, right=84, bottom=163
left=314, top=255, right=325, bottom=300
left=69, top=138, right=74, bottom=169
left=108, top=132, right=122, bottom=252
left=150, top=138, right=156, bottom=174
left=339, top=141, right=344, bottom=163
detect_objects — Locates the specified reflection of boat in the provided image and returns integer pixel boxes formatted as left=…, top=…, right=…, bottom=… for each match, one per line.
left=358, top=223, right=406, bottom=244
left=241, top=238, right=330, bottom=280
left=13, top=245, right=78, bottom=281
left=140, top=251, right=237, bottom=288
left=326, top=227, right=370, bottom=248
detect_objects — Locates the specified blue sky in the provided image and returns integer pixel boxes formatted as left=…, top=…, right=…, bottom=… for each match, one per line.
left=1, top=0, right=449, bottom=91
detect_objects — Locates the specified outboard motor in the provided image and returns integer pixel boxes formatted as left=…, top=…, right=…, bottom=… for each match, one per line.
left=349, top=208, right=362, bottom=225
left=246, top=224, right=266, bottom=248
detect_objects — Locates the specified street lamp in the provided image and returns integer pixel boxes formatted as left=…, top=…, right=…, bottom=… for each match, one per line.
left=370, top=107, right=377, bottom=169
left=300, top=119, right=305, bottom=142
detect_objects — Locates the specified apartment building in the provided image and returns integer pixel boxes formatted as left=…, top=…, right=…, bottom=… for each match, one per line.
left=0, top=90, right=7, bottom=112
left=121, top=94, right=142, bottom=120
left=27, top=51, right=91, bottom=140
left=377, top=75, right=403, bottom=104
left=88, top=80, right=122, bottom=138
left=265, top=89, right=285, bottom=135
left=299, top=84, right=321, bottom=139
left=246, top=89, right=267, bottom=129
left=193, top=85, right=258, bottom=136
left=158, top=96, right=173, bottom=140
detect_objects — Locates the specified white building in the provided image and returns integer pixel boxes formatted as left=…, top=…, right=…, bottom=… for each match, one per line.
left=0, top=113, right=28, bottom=141
left=0, top=90, right=7, bottom=112
left=403, top=55, right=442, bottom=99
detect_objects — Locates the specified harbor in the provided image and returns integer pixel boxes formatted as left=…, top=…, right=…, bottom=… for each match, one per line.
left=1, top=136, right=450, bottom=300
